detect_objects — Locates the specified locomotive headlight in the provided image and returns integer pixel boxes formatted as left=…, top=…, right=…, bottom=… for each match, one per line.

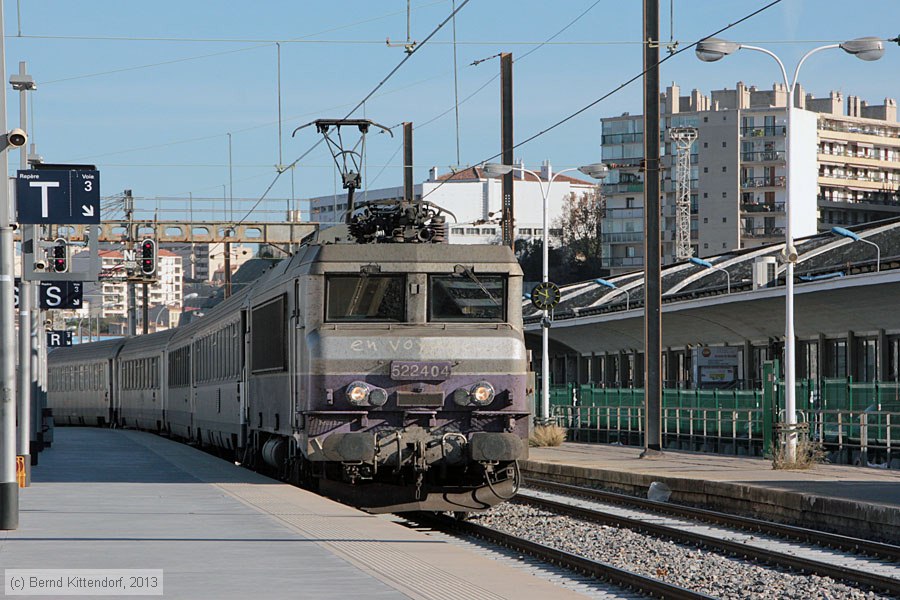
left=346, top=381, right=370, bottom=406
left=470, top=381, right=495, bottom=406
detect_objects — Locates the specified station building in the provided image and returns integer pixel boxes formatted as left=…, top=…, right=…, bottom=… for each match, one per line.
left=531, top=218, right=900, bottom=389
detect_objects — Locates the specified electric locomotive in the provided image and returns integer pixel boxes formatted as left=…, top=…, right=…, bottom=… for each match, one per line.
left=48, top=200, right=530, bottom=514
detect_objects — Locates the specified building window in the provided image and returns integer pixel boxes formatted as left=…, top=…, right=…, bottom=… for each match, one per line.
left=703, top=243, right=709, bottom=249
left=703, top=167, right=709, bottom=173
left=703, top=142, right=708, bottom=148
left=722, top=217, right=727, bottom=223
left=722, top=192, right=727, bottom=198
left=625, top=246, right=635, bottom=258
left=626, top=197, right=635, bottom=208
left=703, top=116, right=708, bottom=123
left=703, top=217, right=708, bottom=223
left=703, top=192, right=708, bottom=198
left=519, top=228, right=532, bottom=235
left=722, top=166, right=727, bottom=172
left=722, top=141, right=727, bottom=148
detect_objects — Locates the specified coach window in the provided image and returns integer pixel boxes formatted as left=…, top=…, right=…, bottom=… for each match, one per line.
left=325, top=275, right=405, bottom=322
left=428, top=274, right=506, bottom=322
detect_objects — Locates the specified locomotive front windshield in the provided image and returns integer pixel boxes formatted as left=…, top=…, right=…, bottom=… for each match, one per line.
left=326, top=275, right=406, bottom=321
left=429, top=274, right=506, bottom=322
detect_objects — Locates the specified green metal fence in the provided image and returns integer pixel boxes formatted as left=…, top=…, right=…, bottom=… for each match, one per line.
left=543, top=378, right=899, bottom=467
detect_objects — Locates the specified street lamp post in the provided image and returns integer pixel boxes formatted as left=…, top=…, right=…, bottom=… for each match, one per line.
left=689, top=257, right=731, bottom=294
left=483, top=162, right=609, bottom=422
left=696, top=35, right=885, bottom=462
left=831, top=226, right=881, bottom=272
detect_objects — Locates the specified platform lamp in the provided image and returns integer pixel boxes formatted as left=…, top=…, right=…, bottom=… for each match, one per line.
left=831, top=227, right=881, bottom=272
left=593, top=278, right=630, bottom=310
left=689, top=257, right=731, bottom=294
left=482, top=162, right=609, bottom=423
left=696, top=35, right=885, bottom=463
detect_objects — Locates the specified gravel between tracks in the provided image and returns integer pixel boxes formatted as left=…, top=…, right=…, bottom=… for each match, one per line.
left=471, top=503, right=891, bottom=600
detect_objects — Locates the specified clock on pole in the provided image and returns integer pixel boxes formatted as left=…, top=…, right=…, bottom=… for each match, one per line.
left=531, top=281, right=561, bottom=311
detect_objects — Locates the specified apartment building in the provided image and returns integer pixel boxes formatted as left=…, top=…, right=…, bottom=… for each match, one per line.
left=93, top=249, right=183, bottom=318
left=306, top=161, right=597, bottom=245
left=601, top=82, right=900, bottom=274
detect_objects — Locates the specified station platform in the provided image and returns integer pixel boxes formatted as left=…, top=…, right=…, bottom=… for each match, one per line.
left=1, top=428, right=589, bottom=600
left=524, top=443, right=900, bottom=543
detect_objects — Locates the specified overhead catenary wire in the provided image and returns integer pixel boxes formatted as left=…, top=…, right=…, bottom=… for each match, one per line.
left=420, top=0, right=786, bottom=204
left=231, top=0, right=472, bottom=229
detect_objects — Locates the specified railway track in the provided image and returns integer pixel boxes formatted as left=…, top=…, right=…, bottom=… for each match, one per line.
left=407, top=512, right=714, bottom=600
left=519, top=479, right=900, bottom=597
left=525, top=478, right=900, bottom=561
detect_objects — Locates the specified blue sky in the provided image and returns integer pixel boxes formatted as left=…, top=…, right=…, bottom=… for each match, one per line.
left=5, top=0, right=900, bottom=219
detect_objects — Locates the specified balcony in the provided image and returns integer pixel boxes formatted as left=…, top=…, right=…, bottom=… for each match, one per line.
left=743, top=227, right=785, bottom=239
left=740, top=202, right=785, bottom=213
left=601, top=231, right=644, bottom=243
left=740, top=126, right=786, bottom=138
left=602, top=132, right=643, bottom=144
left=741, top=150, right=785, bottom=163
left=741, top=176, right=785, bottom=189
left=605, top=208, right=644, bottom=219
left=602, top=182, right=644, bottom=194
left=603, top=256, right=644, bottom=268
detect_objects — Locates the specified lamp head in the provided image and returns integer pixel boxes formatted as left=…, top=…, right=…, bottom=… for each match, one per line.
left=578, top=163, right=610, bottom=180
left=594, top=277, right=616, bottom=289
left=689, top=257, right=714, bottom=269
left=481, top=162, right=514, bottom=178
left=831, top=226, right=861, bottom=242
left=840, top=37, right=884, bottom=61
left=695, top=37, right=740, bottom=62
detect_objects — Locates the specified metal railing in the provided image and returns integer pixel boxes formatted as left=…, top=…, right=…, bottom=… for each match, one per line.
left=541, top=380, right=900, bottom=467
left=741, top=176, right=786, bottom=188
left=741, top=126, right=786, bottom=137
left=742, top=150, right=785, bottom=162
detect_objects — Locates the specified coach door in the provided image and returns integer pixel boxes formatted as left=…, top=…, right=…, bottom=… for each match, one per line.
left=238, top=309, right=249, bottom=449
left=106, top=358, right=115, bottom=425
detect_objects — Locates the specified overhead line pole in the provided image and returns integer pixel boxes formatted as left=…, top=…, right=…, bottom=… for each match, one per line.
left=403, top=122, right=413, bottom=203
left=0, top=0, right=21, bottom=530
left=500, top=53, right=514, bottom=250
left=642, top=0, right=663, bottom=456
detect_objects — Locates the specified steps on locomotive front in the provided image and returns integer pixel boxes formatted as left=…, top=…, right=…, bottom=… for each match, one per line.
left=2, top=428, right=589, bottom=600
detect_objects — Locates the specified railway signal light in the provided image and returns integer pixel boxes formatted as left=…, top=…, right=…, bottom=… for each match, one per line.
left=51, top=238, right=68, bottom=273
left=140, top=239, right=156, bottom=276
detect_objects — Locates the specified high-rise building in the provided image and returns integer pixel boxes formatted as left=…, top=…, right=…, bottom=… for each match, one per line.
left=600, top=82, right=899, bottom=274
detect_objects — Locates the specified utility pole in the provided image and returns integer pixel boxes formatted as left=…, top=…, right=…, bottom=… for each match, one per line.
left=499, top=53, right=514, bottom=250
left=13, top=61, right=35, bottom=486
left=125, top=190, right=137, bottom=336
left=0, top=0, right=21, bottom=529
left=142, top=283, right=149, bottom=335
left=642, top=0, right=663, bottom=456
left=403, top=122, right=413, bottom=203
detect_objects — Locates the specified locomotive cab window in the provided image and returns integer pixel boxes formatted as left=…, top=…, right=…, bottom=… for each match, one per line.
left=326, top=275, right=406, bottom=322
left=429, top=274, right=506, bottom=322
